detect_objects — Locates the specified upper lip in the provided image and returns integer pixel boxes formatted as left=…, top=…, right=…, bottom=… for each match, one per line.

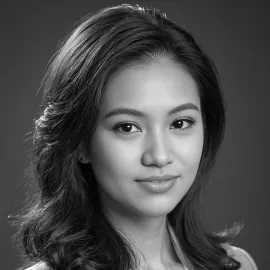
left=137, top=174, right=178, bottom=182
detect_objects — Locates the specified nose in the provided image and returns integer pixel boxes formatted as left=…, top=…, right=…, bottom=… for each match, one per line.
left=141, top=131, right=174, bottom=168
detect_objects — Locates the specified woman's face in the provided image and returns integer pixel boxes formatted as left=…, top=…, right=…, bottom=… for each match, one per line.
left=88, top=57, right=204, bottom=218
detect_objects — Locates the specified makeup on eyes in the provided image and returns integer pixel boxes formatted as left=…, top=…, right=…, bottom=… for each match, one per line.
left=112, top=117, right=197, bottom=135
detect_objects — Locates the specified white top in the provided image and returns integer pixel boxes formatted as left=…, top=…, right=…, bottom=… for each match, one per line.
left=26, top=220, right=259, bottom=270
left=166, top=219, right=190, bottom=270
left=166, top=219, right=258, bottom=270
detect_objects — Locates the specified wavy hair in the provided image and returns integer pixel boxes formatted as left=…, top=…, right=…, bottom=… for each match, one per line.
left=10, top=4, right=242, bottom=270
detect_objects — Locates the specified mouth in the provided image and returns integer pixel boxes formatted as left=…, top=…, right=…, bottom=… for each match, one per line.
left=147, top=180, right=170, bottom=183
left=136, top=176, right=178, bottom=193
left=136, top=174, right=179, bottom=182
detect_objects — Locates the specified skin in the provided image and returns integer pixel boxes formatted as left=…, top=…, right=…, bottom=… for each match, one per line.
left=81, top=57, right=204, bottom=269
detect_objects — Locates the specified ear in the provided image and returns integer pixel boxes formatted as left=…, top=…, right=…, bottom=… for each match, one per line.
left=77, top=143, right=91, bottom=164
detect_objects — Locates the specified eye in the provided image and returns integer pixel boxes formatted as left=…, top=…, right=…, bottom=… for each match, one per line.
left=113, top=118, right=196, bottom=136
left=113, top=122, right=141, bottom=135
left=170, top=118, right=195, bottom=130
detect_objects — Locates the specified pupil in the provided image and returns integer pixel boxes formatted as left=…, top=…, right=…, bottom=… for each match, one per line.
left=122, top=124, right=132, bottom=132
left=175, top=120, right=183, bottom=128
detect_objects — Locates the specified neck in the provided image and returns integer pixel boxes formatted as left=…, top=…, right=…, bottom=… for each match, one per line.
left=104, top=208, right=179, bottom=268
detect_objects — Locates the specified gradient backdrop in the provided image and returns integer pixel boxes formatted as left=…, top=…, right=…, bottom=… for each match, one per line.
left=2, top=0, right=269, bottom=269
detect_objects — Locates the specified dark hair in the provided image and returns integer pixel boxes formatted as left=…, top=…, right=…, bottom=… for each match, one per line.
left=10, top=4, right=242, bottom=270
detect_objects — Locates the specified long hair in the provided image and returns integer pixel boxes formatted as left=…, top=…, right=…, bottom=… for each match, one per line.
left=10, top=4, right=242, bottom=270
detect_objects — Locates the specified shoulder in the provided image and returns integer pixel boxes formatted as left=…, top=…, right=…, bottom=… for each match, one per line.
left=226, top=246, right=258, bottom=270
left=24, top=262, right=50, bottom=270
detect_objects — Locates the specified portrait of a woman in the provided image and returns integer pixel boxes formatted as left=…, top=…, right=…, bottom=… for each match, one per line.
left=10, top=3, right=258, bottom=270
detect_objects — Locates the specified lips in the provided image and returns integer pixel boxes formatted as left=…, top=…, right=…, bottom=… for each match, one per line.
left=136, top=176, right=178, bottom=193
left=136, top=174, right=178, bottom=182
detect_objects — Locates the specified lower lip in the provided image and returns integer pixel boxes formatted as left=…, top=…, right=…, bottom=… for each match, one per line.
left=136, top=177, right=178, bottom=193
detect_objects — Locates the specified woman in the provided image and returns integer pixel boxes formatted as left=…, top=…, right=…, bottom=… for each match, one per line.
left=11, top=3, right=258, bottom=270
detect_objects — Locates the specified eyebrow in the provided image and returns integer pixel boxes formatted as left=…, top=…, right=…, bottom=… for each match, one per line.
left=104, top=102, right=199, bottom=119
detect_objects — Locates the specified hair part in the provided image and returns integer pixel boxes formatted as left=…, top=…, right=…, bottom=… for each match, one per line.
left=10, top=4, right=242, bottom=270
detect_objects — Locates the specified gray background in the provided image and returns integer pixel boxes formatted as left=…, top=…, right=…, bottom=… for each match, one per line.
left=2, top=0, right=269, bottom=269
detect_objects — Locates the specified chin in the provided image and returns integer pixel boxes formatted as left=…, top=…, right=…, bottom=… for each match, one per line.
left=136, top=197, right=181, bottom=217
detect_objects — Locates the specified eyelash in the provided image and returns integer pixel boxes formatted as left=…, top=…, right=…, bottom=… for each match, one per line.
left=113, top=118, right=196, bottom=136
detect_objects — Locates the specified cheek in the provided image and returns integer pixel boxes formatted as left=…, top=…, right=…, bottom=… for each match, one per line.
left=175, top=131, right=204, bottom=175
left=89, top=129, right=138, bottom=181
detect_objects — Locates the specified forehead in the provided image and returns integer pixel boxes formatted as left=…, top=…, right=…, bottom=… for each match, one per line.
left=100, top=58, right=200, bottom=115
